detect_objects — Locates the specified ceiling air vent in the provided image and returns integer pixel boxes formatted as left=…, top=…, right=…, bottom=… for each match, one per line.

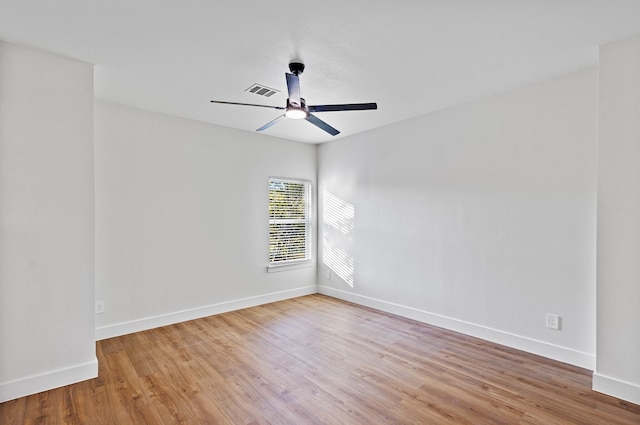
left=245, top=83, right=279, bottom=97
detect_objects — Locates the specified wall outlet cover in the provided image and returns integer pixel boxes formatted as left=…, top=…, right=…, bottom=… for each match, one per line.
left=95, top=300, right=105, bottom=314
left=546, top=313, right=559, bottom=330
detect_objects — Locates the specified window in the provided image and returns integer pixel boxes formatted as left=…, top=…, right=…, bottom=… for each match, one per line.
left=269, top=177, right=312, bottom=266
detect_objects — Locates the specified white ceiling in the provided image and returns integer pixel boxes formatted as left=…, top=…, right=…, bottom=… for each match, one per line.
left=2, top=1, right=640, bottom=143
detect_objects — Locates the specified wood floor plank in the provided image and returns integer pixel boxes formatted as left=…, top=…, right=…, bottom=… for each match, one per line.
left=2, top=294, right=640, bottom=424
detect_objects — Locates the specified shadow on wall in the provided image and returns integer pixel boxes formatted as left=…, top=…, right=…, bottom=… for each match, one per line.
left=322, top=191, right=355, bottom=287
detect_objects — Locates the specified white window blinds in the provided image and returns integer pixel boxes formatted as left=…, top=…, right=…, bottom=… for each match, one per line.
left=269, top=177, right=311, bottom=265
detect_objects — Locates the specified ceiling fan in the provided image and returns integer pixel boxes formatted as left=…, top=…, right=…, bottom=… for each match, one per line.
left=210, top=62, right=377, bottom=136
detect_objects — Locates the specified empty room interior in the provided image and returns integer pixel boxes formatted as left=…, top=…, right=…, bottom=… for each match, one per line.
left=2, top=1, right=640, bottom=423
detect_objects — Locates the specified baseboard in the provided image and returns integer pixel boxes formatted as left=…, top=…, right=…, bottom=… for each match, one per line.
left=0, top=358, right=98, bottom=403
left=318, top=285, right=596, bottom=370
left=96, top=285, right=318, bottom=340
left=593, top=372, right=640, bottom=405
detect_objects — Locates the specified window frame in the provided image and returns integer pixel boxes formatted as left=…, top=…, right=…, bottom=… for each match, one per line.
left=267, top=177, right=313, bottom=270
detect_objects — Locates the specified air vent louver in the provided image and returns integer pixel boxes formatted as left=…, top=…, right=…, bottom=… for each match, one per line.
left=246, top=83, right=279, bottom=97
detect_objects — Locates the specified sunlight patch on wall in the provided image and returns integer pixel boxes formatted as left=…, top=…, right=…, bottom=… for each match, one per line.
left=323, top=191, right=355, bottom=238
left=322, top=191, right=355, bottom=286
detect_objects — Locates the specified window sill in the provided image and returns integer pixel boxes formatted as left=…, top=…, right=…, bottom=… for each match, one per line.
left=267, top=261, right=314, bottom=273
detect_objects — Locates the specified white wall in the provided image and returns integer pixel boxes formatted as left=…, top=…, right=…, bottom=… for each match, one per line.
left=94, top=102, right=317, bottom=339
left=0, top=42, right=97, bottom=402
left=318, top=69, right=598, bottom=368
left=594, top=35, right=640, bottom=405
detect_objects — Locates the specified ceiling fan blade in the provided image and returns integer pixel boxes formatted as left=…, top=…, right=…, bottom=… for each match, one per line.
left=256, top=115, right=285, bottom=132
left=210, top=100, right=285, bottom=110
left=305, top=114, right=340, bottom=136
left=307, top=102, right=377, bottom=113
left=285, top=73, right=301, bottom=106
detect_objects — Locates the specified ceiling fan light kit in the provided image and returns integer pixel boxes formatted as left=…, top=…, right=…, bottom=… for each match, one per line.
left=284, top=106, right=308, bottom=119
left=210, top=62, right=377, bottom=136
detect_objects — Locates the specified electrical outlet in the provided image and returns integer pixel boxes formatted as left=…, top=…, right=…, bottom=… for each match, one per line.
left=546, top=313, right=559, bottom=330
left=95, top=300, right=105, bottom=314
left=326, top=269, right=332, bottom=279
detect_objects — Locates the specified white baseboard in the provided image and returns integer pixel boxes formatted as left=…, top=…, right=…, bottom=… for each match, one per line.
left=0, top=358, right=98, bottom=403
left=318, top=285, right=596, bottom=370
left=593, top=372, right=640, bottom=405
left=96, top=285, right=318, bottom=341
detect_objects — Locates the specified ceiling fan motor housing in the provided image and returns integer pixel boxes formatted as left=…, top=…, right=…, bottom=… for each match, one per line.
left=285, top=98, right=307, bottom=119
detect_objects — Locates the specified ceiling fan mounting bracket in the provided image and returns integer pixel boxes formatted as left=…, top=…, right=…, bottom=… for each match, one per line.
left=289, top=62, right=305, bottom=76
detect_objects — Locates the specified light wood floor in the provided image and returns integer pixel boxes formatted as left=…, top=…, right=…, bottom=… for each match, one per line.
left=2, top=294, right=639, bottom=424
